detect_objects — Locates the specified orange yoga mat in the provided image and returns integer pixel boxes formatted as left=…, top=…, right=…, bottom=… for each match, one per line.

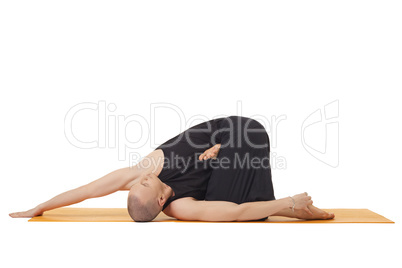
left=28, top=207, right=394, bottom=223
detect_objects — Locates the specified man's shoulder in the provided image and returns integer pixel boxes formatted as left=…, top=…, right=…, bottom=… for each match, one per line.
left=163, top=197, right=200, bottom=218
left=168, top=196, right=199, bottom=208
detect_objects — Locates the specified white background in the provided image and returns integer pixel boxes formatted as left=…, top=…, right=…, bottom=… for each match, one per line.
left=1, top=1, right=401, bottom=267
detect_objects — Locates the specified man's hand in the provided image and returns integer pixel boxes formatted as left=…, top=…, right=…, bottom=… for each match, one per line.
left=199, top=144, right=221, bottom=161
left=291, top=192, right=314, bottom=215
left=9, top=207, right=43, bottom=218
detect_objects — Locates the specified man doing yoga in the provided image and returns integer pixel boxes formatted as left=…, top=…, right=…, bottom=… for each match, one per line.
left=9, top=116, right=335, bottom=222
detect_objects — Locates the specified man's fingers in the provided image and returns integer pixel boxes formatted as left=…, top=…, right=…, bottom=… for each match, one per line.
left=305, top=207, right=313, bottom=216
left=199, top=148, right=219, bottom=161
left=199, top=152, right=211, bottom=161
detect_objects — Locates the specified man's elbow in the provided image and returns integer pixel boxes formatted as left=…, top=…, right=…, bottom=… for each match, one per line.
left=233, top=203, right=254, bottom=222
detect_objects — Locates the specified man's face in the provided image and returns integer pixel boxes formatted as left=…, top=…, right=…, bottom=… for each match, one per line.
left=130, top=173, right=164, bottom=206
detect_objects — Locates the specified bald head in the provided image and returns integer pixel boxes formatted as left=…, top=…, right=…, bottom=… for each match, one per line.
left=127, top=173, right=175, bottom=222
left=127, top=192, right=160, bottom=222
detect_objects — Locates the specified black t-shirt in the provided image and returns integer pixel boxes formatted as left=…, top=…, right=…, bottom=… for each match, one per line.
left=156, top=118, right=224, bottom=210
left=156, top=116, right=275, bottom=211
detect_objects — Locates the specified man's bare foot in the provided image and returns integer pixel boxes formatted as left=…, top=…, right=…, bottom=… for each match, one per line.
left=294, top=205, right=335, bottom=220
left=9, top=208, right=42, bottom=218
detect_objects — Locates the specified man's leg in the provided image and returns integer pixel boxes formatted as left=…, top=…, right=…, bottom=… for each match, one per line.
left=205, top=116, right=275, bottom=206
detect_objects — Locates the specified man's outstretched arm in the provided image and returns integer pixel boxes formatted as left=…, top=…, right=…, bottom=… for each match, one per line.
left=166, top=193, right=313, bottom=222
left=9, top=166, right=139, bottom=218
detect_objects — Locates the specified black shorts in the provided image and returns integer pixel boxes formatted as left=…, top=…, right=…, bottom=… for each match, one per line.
left=205, top=116, right=276, bottom=220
